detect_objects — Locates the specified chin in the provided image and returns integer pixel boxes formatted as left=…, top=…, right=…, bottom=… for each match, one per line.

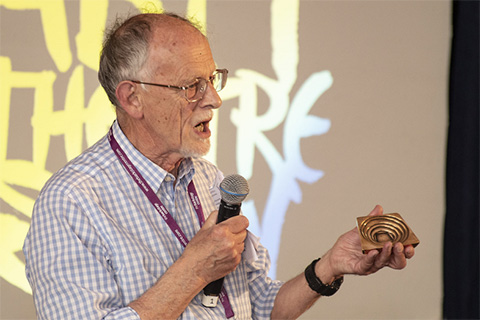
left=181, top=140, right=210, bottom=158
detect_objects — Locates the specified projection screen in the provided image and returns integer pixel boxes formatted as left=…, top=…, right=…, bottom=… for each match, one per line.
left=0, top=0, right=449, bottom=318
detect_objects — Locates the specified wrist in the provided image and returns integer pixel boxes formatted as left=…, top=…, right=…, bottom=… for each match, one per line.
left=177, top=253, right=210, bottom=287
left=315, top=251, right=342, bottom=283
left=305, top=258, right=344, bottom=296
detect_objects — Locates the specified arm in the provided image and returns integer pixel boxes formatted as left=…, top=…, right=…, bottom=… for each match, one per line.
left=270, top=205, right=415, bottom=319
left=25, top=192, right=142, bottom=319
left=26, top=191, right=248, bottom=320
left=129, top=210, right=249, bottom=319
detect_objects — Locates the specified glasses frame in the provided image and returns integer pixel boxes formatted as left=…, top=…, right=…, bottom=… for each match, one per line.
left=130, top=68, right=228, bottom=103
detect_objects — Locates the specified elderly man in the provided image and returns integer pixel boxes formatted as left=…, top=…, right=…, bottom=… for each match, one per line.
left=23, top=12, right=414, bottom=319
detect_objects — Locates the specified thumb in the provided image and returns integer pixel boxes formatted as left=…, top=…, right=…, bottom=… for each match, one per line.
left=203, top=210, right=219, bottom=228
left=368, top=205, right=383, bottom=217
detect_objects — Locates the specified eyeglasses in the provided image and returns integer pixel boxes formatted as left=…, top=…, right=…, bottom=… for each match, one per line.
left=130, top=68, right=228, bottom=103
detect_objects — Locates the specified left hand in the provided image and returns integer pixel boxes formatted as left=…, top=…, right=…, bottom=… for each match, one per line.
left=319, top=205, right=415, bottom=280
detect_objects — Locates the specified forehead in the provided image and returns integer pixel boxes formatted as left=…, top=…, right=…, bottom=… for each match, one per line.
left=146, top=22, right=215, bottom=80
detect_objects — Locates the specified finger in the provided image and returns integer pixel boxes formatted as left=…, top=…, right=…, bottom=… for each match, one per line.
left=203, top=210, right=219, bottom=228
left=356, top=249, right=380, bottom=274
left=229, top=228, right=248, bottom=254
left=233, top=239, right=247, bottom=255
left=390, top=242, right=408, bottom=269
left=367, top=205, right=384, bottom=217
left=365, top=249, right=380, bottom=265
left=221, top=215, right=249, bottom=233
left=374, top=241, right=393, bottom=268
left=404, top=245, right=415, bottom=259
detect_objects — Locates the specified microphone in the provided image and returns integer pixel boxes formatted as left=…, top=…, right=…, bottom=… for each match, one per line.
left=201, top=174, right=249, bottom=308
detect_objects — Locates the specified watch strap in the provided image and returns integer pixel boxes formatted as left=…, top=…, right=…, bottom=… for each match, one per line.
left=304, top=258, right=344, bottom=296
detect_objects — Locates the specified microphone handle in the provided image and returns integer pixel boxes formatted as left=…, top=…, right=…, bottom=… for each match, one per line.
left=216, top=200, right=241, bottom=223
left=202, top=200, right=241, bottom=304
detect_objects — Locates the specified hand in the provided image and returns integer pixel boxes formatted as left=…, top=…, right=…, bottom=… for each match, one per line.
left=182, top=210, right=249, bottom=284
left=319, top=205, right=415, bottom=280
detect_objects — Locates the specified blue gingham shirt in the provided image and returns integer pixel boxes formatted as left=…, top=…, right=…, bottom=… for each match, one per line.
left=23, top=121, right=283, bottom=319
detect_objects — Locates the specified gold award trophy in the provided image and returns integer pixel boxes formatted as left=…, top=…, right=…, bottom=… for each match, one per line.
left=356, top=213, right=420, bottom=253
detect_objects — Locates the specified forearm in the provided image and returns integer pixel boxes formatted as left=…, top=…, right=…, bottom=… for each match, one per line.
left=270, top=273, right=320, bottom=320
left=128, top=213, right=249, bottom=319
left=129, top=255, right=207, bottom=320
left=270, top=254, right=339, bottom=320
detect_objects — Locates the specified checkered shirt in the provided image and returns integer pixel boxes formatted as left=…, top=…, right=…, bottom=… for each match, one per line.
left=23, top=121, right=283, bottom=319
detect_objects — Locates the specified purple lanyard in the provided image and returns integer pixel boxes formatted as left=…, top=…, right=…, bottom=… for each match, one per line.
left=108, top=126, right=234, bottom=318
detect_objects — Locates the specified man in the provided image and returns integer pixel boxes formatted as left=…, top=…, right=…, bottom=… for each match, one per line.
left=23, top=12, right=414, bottom=319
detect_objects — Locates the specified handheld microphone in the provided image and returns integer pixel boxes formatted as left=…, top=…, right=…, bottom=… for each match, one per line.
left=201, top=174, right=249, bottom=308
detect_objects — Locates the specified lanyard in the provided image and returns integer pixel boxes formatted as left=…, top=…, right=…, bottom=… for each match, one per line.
left=108, top=126, right=234, bottom=318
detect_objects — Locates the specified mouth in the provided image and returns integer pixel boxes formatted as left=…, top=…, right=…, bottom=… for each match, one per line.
left=194, top=121, right=206, bottom=132
left=194, top=119, right=211, bottom=136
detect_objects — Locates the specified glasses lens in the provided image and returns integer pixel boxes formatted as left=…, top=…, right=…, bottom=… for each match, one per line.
left=212, top=73, right=222, bottom=92
left=185, top=70, right=228, bottom=102
left=185, top=79, right=206, bottom=102
left=212, top=70, right=227, bottom=92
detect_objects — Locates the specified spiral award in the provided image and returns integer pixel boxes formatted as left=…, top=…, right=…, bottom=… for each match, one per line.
left=356, top=213, right=420, bottom=253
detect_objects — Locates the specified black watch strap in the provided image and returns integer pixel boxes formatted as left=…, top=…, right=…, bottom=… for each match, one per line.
left=304, top=258, right=344, bottom=296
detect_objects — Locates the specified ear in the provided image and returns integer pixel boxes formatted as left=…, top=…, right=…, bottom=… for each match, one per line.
left=116, top=81, right=144, bottom=119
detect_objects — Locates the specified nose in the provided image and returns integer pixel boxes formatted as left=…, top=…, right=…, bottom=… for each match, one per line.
left=199, top=81, right=222, bottom=109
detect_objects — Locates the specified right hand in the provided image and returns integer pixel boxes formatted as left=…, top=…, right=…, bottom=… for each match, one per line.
left=181, top=210, right=249, bottom=284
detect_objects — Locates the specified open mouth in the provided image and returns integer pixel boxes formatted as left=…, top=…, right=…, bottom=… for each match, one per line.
left=193, top=111, right=213, bottom=136
left=194, top=121, right=209, bottom=133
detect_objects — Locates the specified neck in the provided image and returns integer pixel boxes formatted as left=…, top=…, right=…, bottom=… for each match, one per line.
left=117, top=118, right=184, bottom=177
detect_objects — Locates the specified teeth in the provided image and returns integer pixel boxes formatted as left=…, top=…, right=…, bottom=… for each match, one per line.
left=195, top=122, right=205, bottom=132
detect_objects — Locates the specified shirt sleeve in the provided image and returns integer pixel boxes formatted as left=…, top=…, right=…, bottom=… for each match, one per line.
left=246, top=241, right=284, bottom=320
left=23, top=187, right=141, bottom=320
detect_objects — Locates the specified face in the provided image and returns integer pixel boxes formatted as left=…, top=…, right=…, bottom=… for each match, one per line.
left=137, top=23, right=222, bottom=160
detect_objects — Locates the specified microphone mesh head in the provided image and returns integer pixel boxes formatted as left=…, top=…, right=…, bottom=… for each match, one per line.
left=220, top=174, right=249, bottom=204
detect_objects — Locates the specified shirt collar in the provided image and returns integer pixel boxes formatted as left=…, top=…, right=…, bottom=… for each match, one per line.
left=112, top=121, right=195, bottom=192
left=178, top=157, right=195, bottom=183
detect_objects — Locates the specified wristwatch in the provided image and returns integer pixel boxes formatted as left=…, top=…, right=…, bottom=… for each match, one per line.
left=304, top=258, right=344, bottom=296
